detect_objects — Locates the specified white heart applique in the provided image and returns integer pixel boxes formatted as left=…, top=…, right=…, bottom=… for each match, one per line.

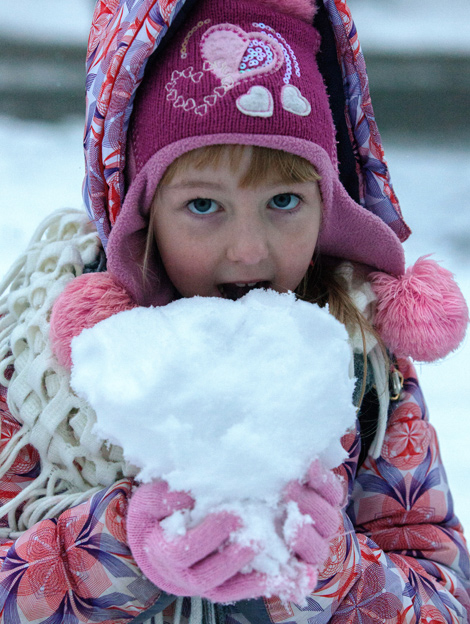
left=281, top=85, right=311, bottom=117
left=236, top=86, right=274, bottom=118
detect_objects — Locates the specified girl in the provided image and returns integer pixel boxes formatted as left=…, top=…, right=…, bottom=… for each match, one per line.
left=0, top=0, right=469, bottom=622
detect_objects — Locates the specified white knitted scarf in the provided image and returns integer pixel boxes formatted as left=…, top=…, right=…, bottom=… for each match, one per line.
left=0, top=209, right=131, bottom=539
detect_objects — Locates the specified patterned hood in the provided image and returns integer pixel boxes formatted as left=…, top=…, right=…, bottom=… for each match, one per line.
left=83, top=0, right=410, bottom=253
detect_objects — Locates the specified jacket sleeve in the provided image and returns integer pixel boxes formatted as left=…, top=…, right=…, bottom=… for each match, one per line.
left=0, top=392, right=164, bottom=623
left=232, top=358, right=470, bottom=624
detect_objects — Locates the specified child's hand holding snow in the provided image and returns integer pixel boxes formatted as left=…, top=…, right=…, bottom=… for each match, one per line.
left=127, top=463, right=344, bottom=603
left=127, top=480, right=266, bottom=601
left=283, top=460, right=344, bottom=568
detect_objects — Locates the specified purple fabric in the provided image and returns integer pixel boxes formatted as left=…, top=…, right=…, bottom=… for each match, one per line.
left=108, top=134, right=405, bottom=306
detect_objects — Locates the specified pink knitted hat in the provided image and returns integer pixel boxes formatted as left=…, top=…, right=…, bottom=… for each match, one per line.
left=106, top=0, right=405, bottom=307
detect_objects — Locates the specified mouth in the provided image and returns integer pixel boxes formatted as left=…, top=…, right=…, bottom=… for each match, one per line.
left=218, top=281, right=272, bottom=301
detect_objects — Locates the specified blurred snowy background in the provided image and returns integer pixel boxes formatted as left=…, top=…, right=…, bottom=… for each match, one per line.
left=0, top=1, right=469, bottom=530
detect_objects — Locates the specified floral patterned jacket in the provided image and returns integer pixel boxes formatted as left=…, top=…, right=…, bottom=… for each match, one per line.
left=0, top=357, right=469, bottom=623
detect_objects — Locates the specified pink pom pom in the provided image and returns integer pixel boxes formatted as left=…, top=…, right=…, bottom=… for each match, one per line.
left=50, top=272, right=136, bottom=369
left=370, top=257, right=469, bottom=362
left=255, top=0, right=317, bottom=22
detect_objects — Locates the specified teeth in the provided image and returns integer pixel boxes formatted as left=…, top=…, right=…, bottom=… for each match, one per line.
left=235, top=282, right=258, bottom=287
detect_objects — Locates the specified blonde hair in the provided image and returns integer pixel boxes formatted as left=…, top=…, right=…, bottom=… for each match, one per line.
left=156, top=144, right=322, bottom=187
left=144, top=144, right=385, bottom=400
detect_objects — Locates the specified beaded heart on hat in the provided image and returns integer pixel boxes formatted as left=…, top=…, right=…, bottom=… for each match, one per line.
left=158, top=22, right=322, bottom=142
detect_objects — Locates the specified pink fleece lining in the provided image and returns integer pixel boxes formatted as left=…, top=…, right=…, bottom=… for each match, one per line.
left=108, top=133, right=405, bottom=307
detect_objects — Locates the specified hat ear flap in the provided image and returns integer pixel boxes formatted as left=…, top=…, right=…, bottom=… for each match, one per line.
left=50, top=272, right=136, bottom=369
left=370, top=257, right=469, bottom=362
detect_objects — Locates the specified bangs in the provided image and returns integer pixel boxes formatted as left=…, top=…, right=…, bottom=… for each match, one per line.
left=159, top=144, right=321, bottom=188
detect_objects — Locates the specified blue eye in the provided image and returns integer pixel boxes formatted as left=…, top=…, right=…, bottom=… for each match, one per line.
left=269, top=194, right=301, bottom=211
left=187, top=198, right=218, bottom=215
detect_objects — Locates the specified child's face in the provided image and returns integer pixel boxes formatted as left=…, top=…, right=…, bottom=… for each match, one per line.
left=152, top=150, right=322, bottom=300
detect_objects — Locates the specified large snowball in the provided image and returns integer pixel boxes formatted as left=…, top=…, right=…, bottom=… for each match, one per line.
left=71, top=290, right=356, bottom=599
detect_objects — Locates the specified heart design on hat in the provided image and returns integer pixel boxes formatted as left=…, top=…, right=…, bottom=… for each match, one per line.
left=281, top=85, right=311, bottom=116
left=236, top=85, right=274, bottom=118
left=201, top=24, right=284, bottom=86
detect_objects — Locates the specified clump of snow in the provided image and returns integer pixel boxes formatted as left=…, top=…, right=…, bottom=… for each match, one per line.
left=71, top=289, right=356, bottom=597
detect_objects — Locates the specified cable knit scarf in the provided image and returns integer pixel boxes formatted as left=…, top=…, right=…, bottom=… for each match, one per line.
left=0, top=209, right=133, bottom=539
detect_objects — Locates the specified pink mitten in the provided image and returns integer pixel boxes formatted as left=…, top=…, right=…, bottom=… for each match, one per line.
left=284, top=461, right=344, bottom=569
left=127, top=480, right=266, bottom=602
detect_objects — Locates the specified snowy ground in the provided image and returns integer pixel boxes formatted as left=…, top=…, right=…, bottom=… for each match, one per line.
left=0, top=115, right=469, bottom=532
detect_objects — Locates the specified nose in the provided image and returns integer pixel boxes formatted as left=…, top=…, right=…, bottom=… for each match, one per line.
left=226, top=217, right=270, bottom=265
